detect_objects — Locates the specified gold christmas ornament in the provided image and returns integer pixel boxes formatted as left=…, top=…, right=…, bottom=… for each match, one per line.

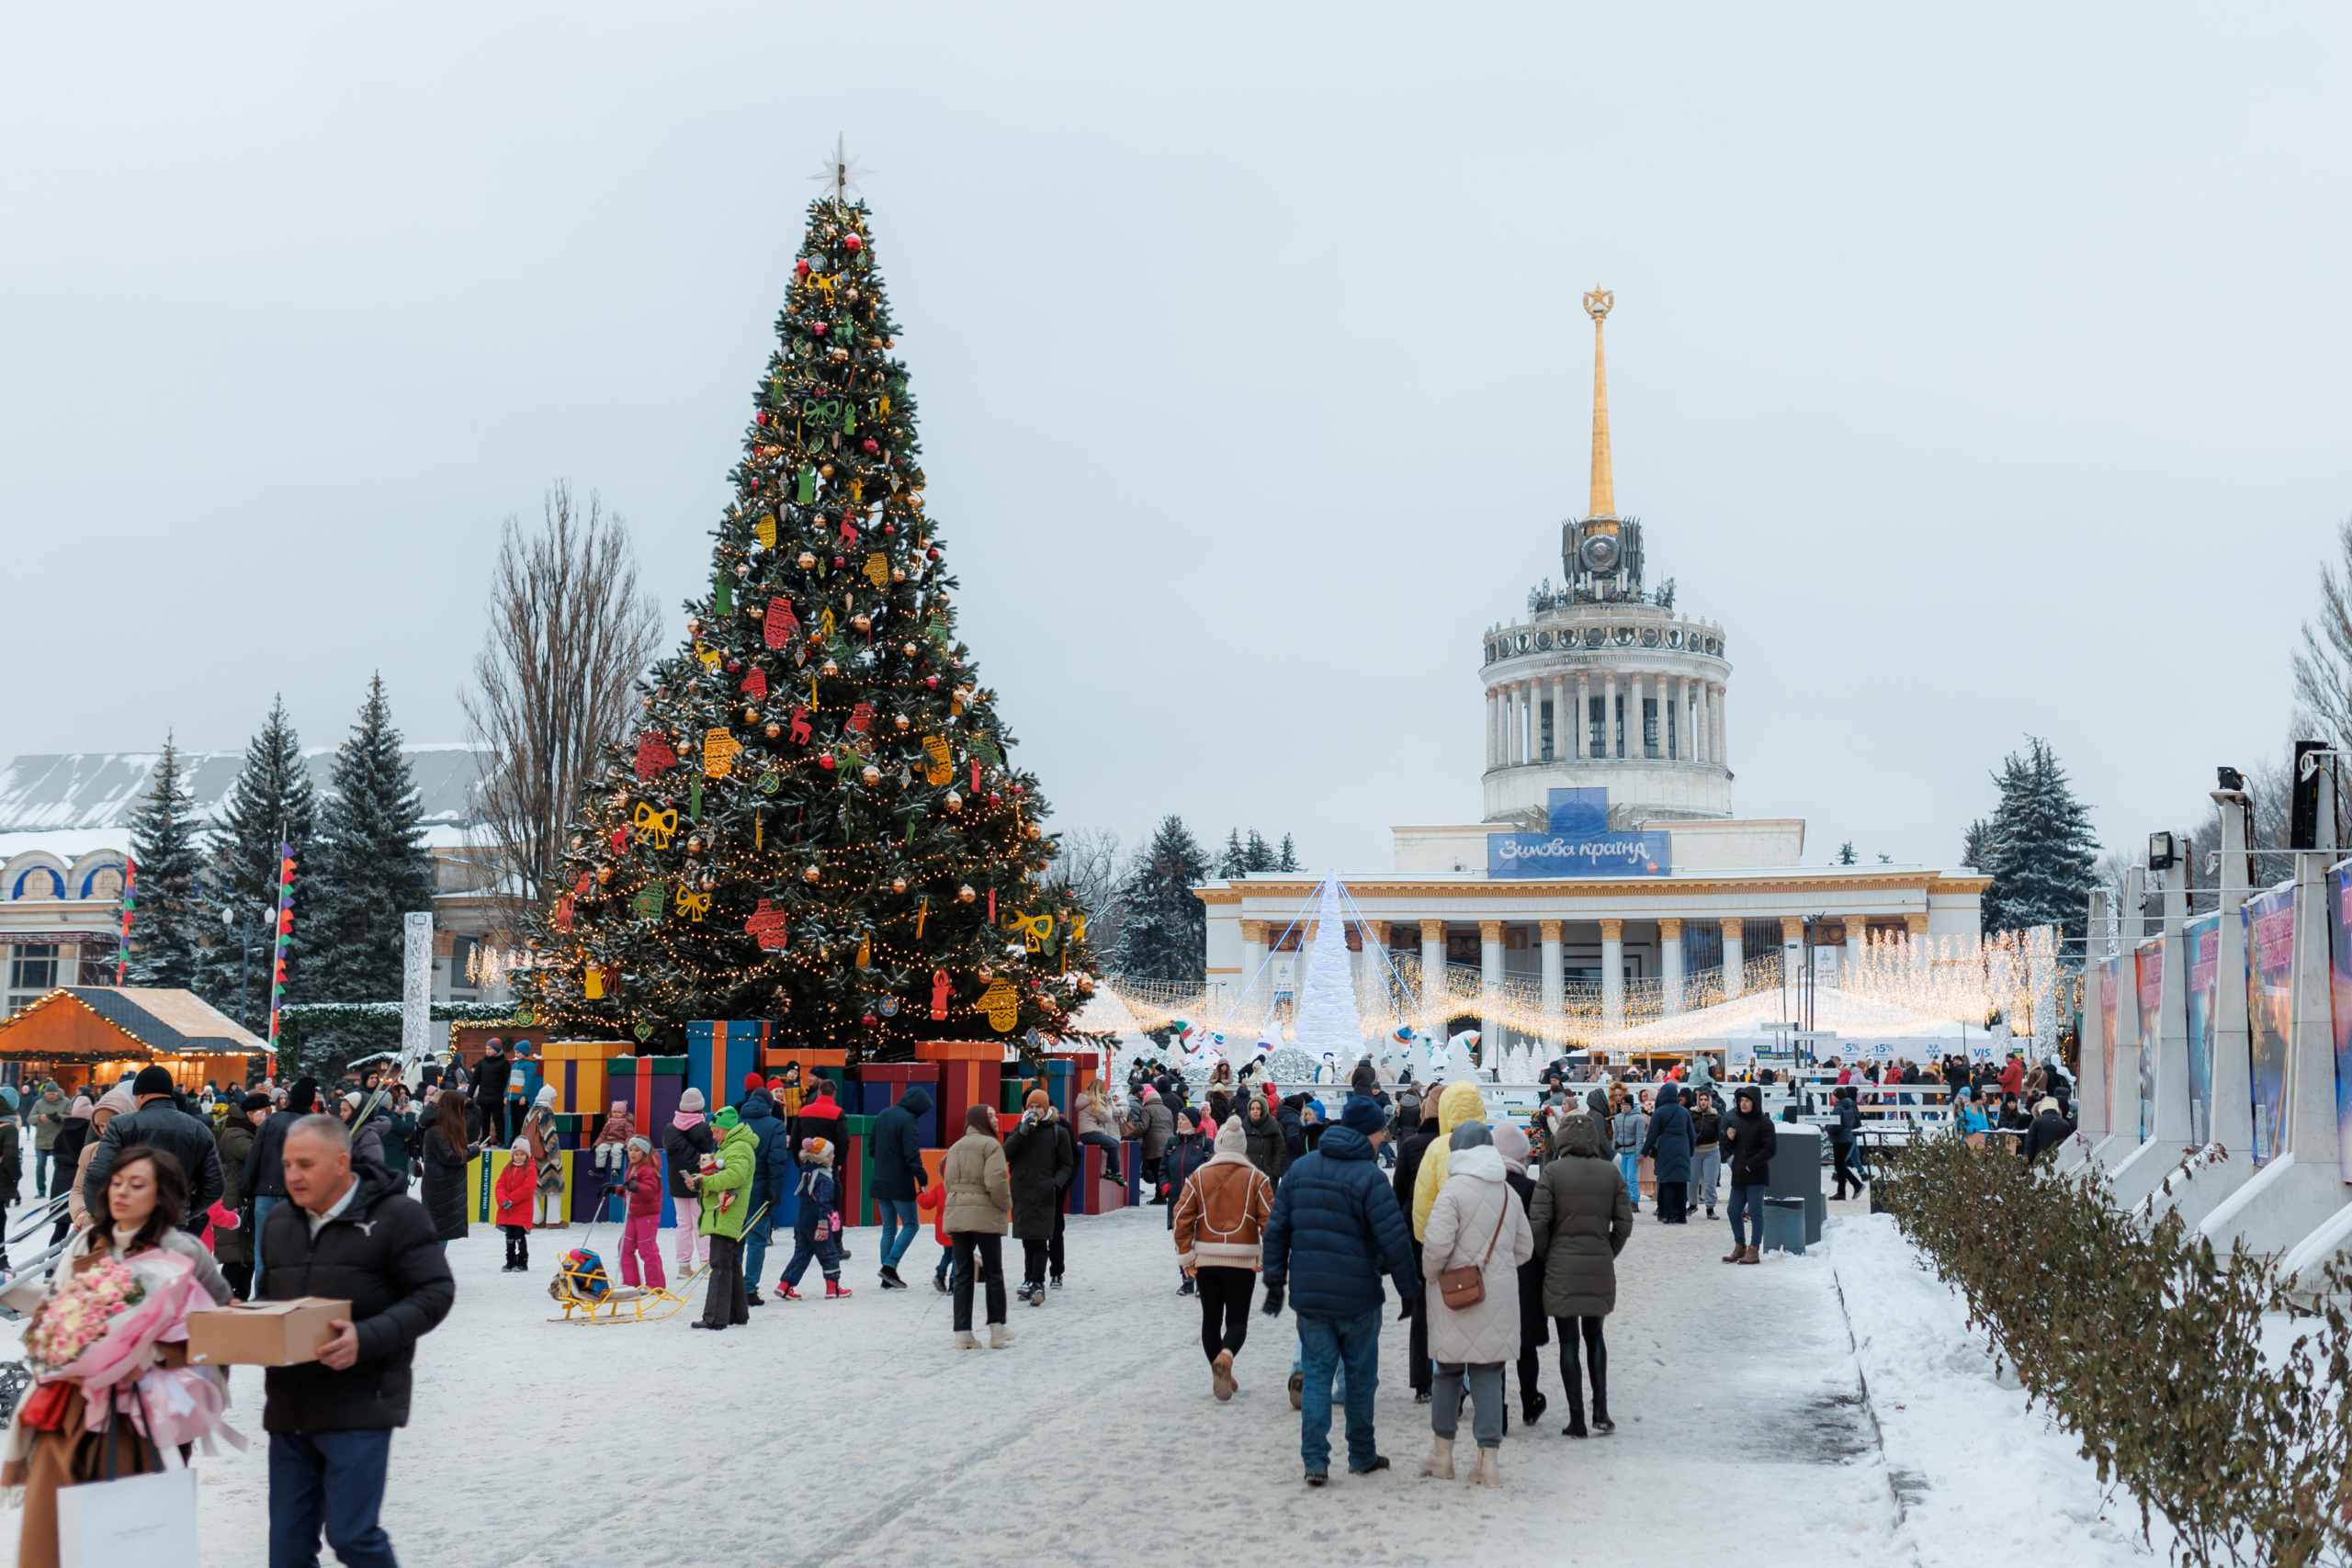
left=820, top=659, right=840, bottom=677
left=797, top=551, right=818, bottom=569
left=890, top=876, right=908, bottom=894
left=956, top=884, right=976, bottom=903
left=902, top=641, right=918, bottom=656
left=764, top=721, right=782, bottom=739
left=893, top=714, right=910, bottom=732
left=977, top=964, right=994, bottom=982
left=860, top=764, right=881, bottom=785
left=685, top=835, right=703, bottom=854
left=595, top=864, right=613, bottom=884
left=852, top=614, right=871, bottom=633
left=685, top=615, right=704, bottom=638
left=1025, top=823, right=1044, bottom=840
left=890, top=567, right=906, bottom=583
left=742, top=705, right=760, bottom=724
left=944, top=791, right=962, bottom=812
left=700, top=874, right=717, bottom=891
left=804, top=864, right=823, bottom=884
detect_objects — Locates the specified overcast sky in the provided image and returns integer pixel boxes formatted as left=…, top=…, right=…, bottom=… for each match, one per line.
left=5, top=4, right=2348, bottom=875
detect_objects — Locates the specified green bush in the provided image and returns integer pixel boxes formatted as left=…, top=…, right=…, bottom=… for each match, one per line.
left=1875, top=1135, right=2352, bottom=1567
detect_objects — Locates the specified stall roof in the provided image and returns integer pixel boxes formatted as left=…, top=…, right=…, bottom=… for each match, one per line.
left=0, top=987, right=264, bottom=1057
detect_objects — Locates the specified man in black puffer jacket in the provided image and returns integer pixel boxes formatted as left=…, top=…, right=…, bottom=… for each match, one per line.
left=869, top=1086, right=933, bottom=1290
left=1388, top=1094, right=1442, bottom=1403
left=82, top=1065, right=224, bottom=1232
left=261, top=1113, right=454, bottom=1567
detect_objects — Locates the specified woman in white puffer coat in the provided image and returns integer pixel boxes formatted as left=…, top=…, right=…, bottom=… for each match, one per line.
left=1419, top=1121, right=1533, bottom=1486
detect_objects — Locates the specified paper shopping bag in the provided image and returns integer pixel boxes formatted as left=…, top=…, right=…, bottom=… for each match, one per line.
left=58, top=1464, right=198, bottom=1568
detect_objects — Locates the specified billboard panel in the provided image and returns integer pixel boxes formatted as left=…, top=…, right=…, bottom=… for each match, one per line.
left=2242, top=885, right=2294, bottom=1168
left=2133, top=936, right=2163, bottom=1144
left=2184, top=914, right=2219, bottom=1149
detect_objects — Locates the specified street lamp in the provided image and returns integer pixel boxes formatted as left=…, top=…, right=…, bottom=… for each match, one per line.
left=221, top=904, right=266, bottom=1028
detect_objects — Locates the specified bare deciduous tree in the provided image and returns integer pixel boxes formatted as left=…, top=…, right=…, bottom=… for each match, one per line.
left=1044, top=827, right=1128, bottom=958
left=461, top=482, right=662, bottom=919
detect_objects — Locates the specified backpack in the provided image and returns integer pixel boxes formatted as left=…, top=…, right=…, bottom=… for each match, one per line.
left=550, top=1247, right=612, bottom=1303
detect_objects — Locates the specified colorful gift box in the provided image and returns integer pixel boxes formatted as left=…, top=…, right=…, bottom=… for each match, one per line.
left=686, top=1021, right=775, bottom=1110
left=609, top=1055, right=687, bottom=1151
left=915, top=1041, right=1001, bottom=1140
left=539, top=1040, right=614, bottom=1116
left=1048, top=1051, right=1101, bottom=1102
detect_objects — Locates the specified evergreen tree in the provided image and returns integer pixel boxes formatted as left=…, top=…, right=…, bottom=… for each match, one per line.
left=1112, top=815, right=1209, bottom=983
left=1244, top=829, right=1273, bottom=873
left=193, top=696, right=315, bottom=1027
left=1217, top=829, right=1246, bottom=879
left=1976, top=738, right=2100, bottom=940
left=125, top=736, right=203, bottom=988
left=514, top=189, right=1099, bottom=1060
left=1837, top=840, right=1858, bottom=865
left=305, top=675, right=433, bottom=1005
left=1961, top=818, right=1992, bottom=871
left=1277, top=832, right=1298, bottom=873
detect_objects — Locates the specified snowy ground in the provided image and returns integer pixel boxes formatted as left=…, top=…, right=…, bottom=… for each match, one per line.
left=0, top=1184, right=2168, bottom=1566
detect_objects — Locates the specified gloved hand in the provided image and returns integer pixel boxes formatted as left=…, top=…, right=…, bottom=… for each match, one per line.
left=1261, top=1281, right=1284, bottom=1316
left=1398, top=1300, right=1414, bottom=1322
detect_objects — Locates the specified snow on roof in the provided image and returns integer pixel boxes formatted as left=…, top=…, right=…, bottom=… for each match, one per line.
left=0, top=746, right=491, bottom=834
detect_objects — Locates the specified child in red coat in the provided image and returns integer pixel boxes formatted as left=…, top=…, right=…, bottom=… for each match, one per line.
left=495, top=1136, right=536, bottom=1272
left=917, top=1177, right=956, bottom=1293
left=615, top=1136, right=665, bottom=1291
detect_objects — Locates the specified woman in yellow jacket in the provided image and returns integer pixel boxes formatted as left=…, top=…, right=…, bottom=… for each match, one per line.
left=1412, top=1080, right=1490, bottom=1239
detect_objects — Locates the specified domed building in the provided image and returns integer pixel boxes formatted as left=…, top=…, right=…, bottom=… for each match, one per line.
left=1199, top=291, right=1988, bottom=1059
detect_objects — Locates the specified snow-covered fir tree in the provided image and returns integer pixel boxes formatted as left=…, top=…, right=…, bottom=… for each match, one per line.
left=304, top=676, right=433, bottom=1005
left=1113, top=815, right=1208, bottom=982
left=1837, top=840, right=1858, bottom=865
left=1277, top=832, right=1298, bottom=872
left=193, top=696, right=315, bottom=1027
left=1217, top=829, right=1247, bottom=879
left=125, top=736, right=204, bottom=987
left=1975, top=737, right=2100, bottom=941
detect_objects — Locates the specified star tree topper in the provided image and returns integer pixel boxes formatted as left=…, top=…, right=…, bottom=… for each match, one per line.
left=809, top=135, right=869, bottom=204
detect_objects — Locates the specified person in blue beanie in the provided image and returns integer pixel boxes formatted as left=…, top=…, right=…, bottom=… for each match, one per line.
left=1261, top=1094, right=1420, bottom=1487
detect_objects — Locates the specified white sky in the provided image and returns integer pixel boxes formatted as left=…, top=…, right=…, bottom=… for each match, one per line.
left=4, top=3, right=2347, bottom=874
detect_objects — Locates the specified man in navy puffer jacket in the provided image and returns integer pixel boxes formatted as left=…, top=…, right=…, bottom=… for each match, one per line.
left=1261, top=1096, right=1420, bottom=1486
left=734, top=1089, right=791, bottom=1305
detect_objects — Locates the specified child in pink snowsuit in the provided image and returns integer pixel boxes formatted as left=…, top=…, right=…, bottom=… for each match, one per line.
left=616, top=1136, right=665, bottom=1291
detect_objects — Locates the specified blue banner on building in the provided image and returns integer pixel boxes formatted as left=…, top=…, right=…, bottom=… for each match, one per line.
left=1487, top=789, right=1669, bottom=878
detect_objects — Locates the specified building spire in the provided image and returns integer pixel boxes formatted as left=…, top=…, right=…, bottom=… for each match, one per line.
left=1584, top=287, right=1615, bottom=517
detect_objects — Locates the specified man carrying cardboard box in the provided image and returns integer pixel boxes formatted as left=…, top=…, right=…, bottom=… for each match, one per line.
left=259, top=1113, right=454, bottom=1568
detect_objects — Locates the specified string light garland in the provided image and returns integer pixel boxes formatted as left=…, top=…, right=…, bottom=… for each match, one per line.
left=513, top=190, right=1102, bottom=1066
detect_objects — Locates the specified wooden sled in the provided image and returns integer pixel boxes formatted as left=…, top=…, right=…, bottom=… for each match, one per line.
left=548, top=1280, right=693, bottom=1325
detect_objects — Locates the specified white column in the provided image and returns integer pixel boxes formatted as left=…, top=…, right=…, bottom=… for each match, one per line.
left=1480, top=919, right=1504, bottom=1056
left=1721, top=917, right=1745, bottom=998
left=1660, top=916, right=1685, bottom=1015
left=1241, top=919, right=1268, bottom=994
left=1484, top=689, right=1498, bottom=768
left=1600, top=918, right=1625, bottom=1030
left=1691, top=682, right=1709, bottom=764
left=1551, top=671, right=1567, bottom=762
left=1671, top=673, right=1686, bottom=761
left=1844, top=915, right=1866, bottom=988
left=1712, top=682, right=1727, bottom=767
left=1603, top=670, right=1619, bottom=758
left=1575, top=672, right=1590, bottom=760
left=1540, top=919, right=1564, bottom=1038
left=1420, top=919, right=1445, bottom=1025
left=1631, top=671, right=1649, bottom=759
left=1513, top=682, right=1529, bottom=765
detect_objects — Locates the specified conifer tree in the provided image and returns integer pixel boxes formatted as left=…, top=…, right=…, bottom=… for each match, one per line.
left=514, top=189, right=1099, bottom=1059
left=1113, top=816, right=1209, bottom=983
left=1217, top=829, right=1246, bottom=879
left=1977, top=737, right=2100, bottom=940
left=125, top=736, right=203, bottom=988
left=193, top=696, right=315, bottom=1025
left=305, top=675, right=433, bottom=1004
left=1277, top=832, right=1298, bottom=873
left=1244, top=829, right=1273, bottom=873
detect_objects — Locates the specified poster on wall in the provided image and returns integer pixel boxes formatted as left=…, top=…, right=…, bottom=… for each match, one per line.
left=2328, top=865, right=2352, bottom=1183
left=2243, top=884, right=2293, bottom=1168
left=2090, top=954, right=2120, bottom=1141
left=2133, top=935, right=2163, bottom=1144
left=2183, top=914, right=2219, bottom=1150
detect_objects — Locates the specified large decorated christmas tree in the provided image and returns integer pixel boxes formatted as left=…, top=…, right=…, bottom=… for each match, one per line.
left=517, top=177, right=1100, bottom=1062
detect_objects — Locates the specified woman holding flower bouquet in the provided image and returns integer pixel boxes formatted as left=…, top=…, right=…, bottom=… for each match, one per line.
left=2, top=1145, right=235, bottom=1568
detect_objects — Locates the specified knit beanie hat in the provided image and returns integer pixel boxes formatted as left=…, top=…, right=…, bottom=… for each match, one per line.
left=535, top=1085, right=557, bottom=1107
left=626, top=1135, right=651, bottom=1156
left=1214, top=1117, right=1248, bottom=1155
left=1339, top=1096, right=1385, bottom=1138
left=800, top=1136, right=832, bottom=1165
left=1449, top=1120, right=1494, bottom=1152
left=132, top=1065, right=175, bottom=1099
left=510, top=1136, right=531, bottom=1156
left=680, top=1088, right=706, bottom=1111
left=1493, top=1120, right=1531, bottom=1167
left=744, top=1072, right=763, bottom=1092
left=713, top=1106, right=741, bottom=1131
left=1025, top=1089, right=1051, bottom=1111
left=242, top=1092, right=272, bottom=1113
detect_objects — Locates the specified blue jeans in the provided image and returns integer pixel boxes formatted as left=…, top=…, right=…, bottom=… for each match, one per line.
left=1291, top=1336, right=1346, bottom=1398
left=1616, top=1152, right=1641, bottom=1206
left=1295, top=1308, right=1383, bottom=1475
left=253, top=1195, right=284, bottom=1276
left=268, top=1427, right=397, bottom=1568
left=876, top=1197, right=922, bottom=1269
left=1728, top=1183, right=1767, bottom=1248
left=34, top=1147, right=51, bottom=1195
left=741, top=1213, right=774, bottom=1290
left=782, top=1229, right=842, bottom=1287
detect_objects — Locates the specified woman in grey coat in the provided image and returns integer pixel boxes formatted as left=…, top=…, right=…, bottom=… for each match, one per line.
left=1529, top=1111, right=1632, bottom=1438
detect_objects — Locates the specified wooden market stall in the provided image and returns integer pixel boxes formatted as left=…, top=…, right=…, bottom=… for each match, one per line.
left=0, top=987, right=262, bottom=1096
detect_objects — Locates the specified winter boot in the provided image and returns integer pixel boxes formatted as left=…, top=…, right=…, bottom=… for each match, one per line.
left=1211, top=1350, right=1236, bottom=1402
left=989, top=1323, right=1016, bottom=1349
left=1591, top=1390, right=1614, bottom=1434
left=878, top=1266, right=906, bottom=1290
left=1562, top=1401, right=1589, bottom=1438
left=1738, top=1245, right=1761, bottom=1265
left=1471, top=1448, right=1501, bottom=1487
left=1523, top=1388, right=1547, bottom=1424
left=1419, top=1436, right=1456, bottom=1480
left=1721, top=1243, right=1746, bottom=1263
left=825, top=1278, right=853, bottom=1299
left=745, top=1289, right=766, bottom=1307
left=954, top=1330, right=981, bottom=1350
left=779, top=1284, right=804, bottom=1302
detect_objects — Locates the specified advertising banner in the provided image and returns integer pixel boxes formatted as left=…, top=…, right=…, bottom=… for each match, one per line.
left=2090, top=955, right=2120, bottom=1141
left=1487, top=787, right=1670, bottom=879
left=2133, top=936, right=2163, bottom=1144
left=2242, top=884, right=2294, bottom=1168
left=2184, top=914, right=2219, bottom=1150
left=2328, top=865, right=2352, bottom=1183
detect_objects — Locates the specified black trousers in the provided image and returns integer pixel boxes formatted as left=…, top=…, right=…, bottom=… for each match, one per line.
left=222, top=1261, right=254, bottom=1301
left=952, top=1233, right=1007, bottom=1331
left=700, top=1234, right=748, bottom=1326
left=1407, top=1240, right=1431, bottom=1394
left=1657, top=1180, right=1689, bottom=1223
left=1021, top=1236, right=1050, bottom=1287
left=503, top=1224, right=529, bottom=1269
left=1555, top=1314, right=1608, bottom=1416
left=1831, top=1140, right=1863, bottom=1194
left=1195, top=1265, right=1254, bottom=1361
left=1048, top=1200, right=1067, bottom=1280
left=1078, top=1131, right=1124, bottom=1182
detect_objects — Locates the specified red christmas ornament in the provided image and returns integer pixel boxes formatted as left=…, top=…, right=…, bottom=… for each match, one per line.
left=755, top=410, right=772, bottom=426
left=988, top=794, right=1001, bottom=808
left=609, top=827, right=628, bottom=854
left=554, top=893, right=574, bottom=933
left=930, top=968, right=952, bottom=1021
left=831, top=556, right=845, bottom=569
left=763, top=596, right=799, bottom=649
left=1011, top=784, right=1025, bottom=795
left=741, top=667, right=768, bottom=701
left=745, top=898, right=789, bottom=951
left=634, top=733, right=679, bottom=780
left=788, top=706, right=812, bottom=744
left=725, top=659, right=741, bottom=674
left=795, top=260, right=810, bottom=278
left=861, top=438, right=878, bottom=455
left=924, top=675, right=939, bottom=690
left=926, top=547, right=941, bottom=560
left=838, top=516, right=858, bottom=544
left=819, top=753, right=837, bottom=771
left=861, top=1013, right=877, bottom=1029
left=747, top=476, right=761, bottom=491
left=843, top=233, right=862, bottom=253
left=882, top=524, right=895, bottom=536
left=848, top=702, right=874, bottom=734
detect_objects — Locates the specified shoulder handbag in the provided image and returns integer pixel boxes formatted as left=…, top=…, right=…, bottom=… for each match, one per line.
left=1436, top=1196, right=1510, bottom=1309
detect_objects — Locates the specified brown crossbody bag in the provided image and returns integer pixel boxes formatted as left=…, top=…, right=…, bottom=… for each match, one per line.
left=1437, top=1199, right=1509, bottom=1309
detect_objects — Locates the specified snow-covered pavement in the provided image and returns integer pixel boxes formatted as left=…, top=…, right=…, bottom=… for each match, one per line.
left=0, top=1192, right=2164, bottom=1566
